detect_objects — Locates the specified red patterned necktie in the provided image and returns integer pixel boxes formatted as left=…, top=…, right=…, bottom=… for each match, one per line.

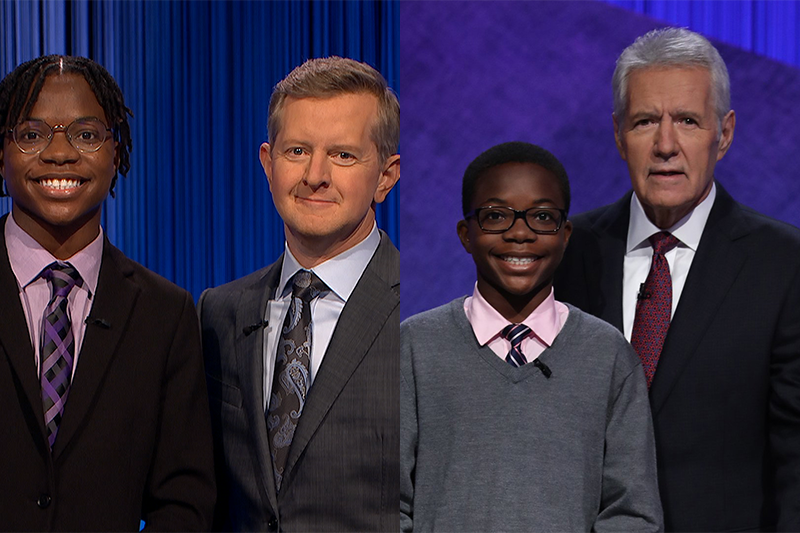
left=631, top=231, right=679, bottom=388
left=40, top=262, right=83, bottom=449
left=266, top=270, right=328, bottom=491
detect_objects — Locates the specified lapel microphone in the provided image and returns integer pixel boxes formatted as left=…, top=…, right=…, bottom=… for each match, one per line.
left=85, top=317, right=112, bottom=329
left=533, top=359, right=552, bottom=378
left=637, top=282, right=651, bottom=301
left=243, top=320, right=269, bottom=336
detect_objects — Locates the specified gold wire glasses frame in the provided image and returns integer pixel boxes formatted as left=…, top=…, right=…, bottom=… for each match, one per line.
left=7, top=118, right=113, bottom=154
left=465, top=206, right=568, bottom=234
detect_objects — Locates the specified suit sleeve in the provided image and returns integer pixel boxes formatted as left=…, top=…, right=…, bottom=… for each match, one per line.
left=770, top=264, right=800, bottom=530
left=142, top=291, right=216, bottom=531
left=400, top=323, right=417, bottom=533
left=197, top=288, right=234, bottom=532
left=595, top=344, right=664, bottom=532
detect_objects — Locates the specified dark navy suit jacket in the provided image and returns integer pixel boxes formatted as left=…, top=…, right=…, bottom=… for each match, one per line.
left=555, top=184, right=800, bottom=531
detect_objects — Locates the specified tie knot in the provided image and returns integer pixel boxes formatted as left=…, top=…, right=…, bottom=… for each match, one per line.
left=649, top=231, right=679, bottom=255
left=501, top=323, right=531, bottom=348
left=41, top=262, right=83, bottom=299
left=291, top=270, right=328, bottom=302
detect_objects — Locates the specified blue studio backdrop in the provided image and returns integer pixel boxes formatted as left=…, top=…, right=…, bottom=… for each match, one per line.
left=1, top=0, right=399, bottom=300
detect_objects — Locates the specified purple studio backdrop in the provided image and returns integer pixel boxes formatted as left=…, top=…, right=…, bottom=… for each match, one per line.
left=400, top=1, right=800, bottom=320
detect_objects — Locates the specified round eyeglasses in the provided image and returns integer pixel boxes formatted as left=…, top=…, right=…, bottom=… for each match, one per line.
left=7, top=118, right=113, bottom=154
left=465, top=206, right=568, bottom=234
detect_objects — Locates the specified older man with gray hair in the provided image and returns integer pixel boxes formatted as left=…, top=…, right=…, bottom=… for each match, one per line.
left=555, top=27, right=800, bottom=531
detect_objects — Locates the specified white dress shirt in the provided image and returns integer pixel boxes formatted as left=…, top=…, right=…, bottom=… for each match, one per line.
left=622, top=183, right=716, bottom=341
left=262, top=224, right=381, bottom=409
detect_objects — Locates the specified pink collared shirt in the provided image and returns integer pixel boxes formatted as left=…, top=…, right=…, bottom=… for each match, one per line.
left=464, top=284, right=569, bottom=362
left=5, top=214, right=102, bottom=379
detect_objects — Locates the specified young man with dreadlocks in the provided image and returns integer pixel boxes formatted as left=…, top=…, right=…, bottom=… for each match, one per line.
left=0, top=55, right=214, bottom=530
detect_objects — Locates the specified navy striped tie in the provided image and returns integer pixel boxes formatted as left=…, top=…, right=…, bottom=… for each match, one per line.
left=502, top=323, right=531, bottom=367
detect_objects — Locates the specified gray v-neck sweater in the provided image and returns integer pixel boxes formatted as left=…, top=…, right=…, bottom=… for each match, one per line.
left=400, top=298, right=663, bottom=532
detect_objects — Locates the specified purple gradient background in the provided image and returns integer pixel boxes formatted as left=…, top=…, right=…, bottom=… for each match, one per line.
left=400, top=1, right=800, bottom=319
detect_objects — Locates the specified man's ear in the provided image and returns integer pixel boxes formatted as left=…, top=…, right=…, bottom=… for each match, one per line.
left=259, top=143, right=273, bottom=189
left=612, top=114, right=627, bottom=160
left=716, top=110, right=735, bottom=161
left=374, top=154, right=400, bottom=203
left=457, top=219, right=472, bottom=254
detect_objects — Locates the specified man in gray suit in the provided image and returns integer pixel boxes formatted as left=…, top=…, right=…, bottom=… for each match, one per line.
left=199, top=57, right=400, bottom=532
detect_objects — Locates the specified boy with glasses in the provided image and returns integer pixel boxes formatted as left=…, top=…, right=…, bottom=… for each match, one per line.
left=400, top=141, right=663, bottom=531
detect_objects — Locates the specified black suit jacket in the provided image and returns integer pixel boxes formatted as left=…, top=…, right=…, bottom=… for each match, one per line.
left=554, top=184, right=800, bottom=531
left=0, top=217, right=215, bottom=531
left=200, top=232, right=399, bottom=532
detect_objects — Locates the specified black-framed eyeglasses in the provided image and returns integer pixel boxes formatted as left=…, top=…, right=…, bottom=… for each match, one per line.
left=7, top=118, right=113, bottom=154
left=465, top=206, right=568, bottom=234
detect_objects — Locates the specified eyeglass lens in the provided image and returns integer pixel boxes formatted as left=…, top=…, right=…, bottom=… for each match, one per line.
left=13, top=118, right=109, bottom=154
left=477, top=207, right=563, bottom=233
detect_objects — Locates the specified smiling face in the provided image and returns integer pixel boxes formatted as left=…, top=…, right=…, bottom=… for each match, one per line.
left=260, top=92, right=400, bottom=267
left=457, top=162, right=572, bottom=322
left=614, top=66, right=735, bottom=229
left=0, top=73, right=117, bottom=258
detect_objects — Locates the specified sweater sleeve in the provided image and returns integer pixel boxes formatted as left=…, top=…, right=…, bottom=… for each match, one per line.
left=595, top=343, right=664, bottom=532
left=400, top=321, right=417, bottom=532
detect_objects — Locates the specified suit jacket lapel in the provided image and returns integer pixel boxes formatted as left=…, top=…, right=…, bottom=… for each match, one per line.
left=0, top=221, right=49, bottom=451
left=591, top=193, right=630, bottom=331
left=650, top=185, right=748, bottom=413
left=53, top=240, right=139, bottom=458
left=281, top=234, right=399, bottom=491
left=236, top=262, right=281, bottom=512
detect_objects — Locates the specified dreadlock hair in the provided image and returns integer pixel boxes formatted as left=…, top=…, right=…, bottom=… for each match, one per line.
left=0, top=55, right=133, bottom=196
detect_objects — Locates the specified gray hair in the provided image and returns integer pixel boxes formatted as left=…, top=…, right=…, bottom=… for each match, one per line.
left=612, top=27, right=730, bottom=130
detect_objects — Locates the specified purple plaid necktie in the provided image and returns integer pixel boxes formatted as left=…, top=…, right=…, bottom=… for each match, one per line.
left=266, top=270, right=328, bottom=491
left=502, top=323, right=531, bottom=367
left=40, top=262, right=83, bottom=449
left=631, top=231, right=679, bottom=388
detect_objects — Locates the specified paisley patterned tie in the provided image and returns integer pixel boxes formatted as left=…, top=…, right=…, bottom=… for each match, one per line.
left=39, top=262, right=83, bottom=449
left=266, top=270, right=328, bottom=491
left=631, top=231, right=679, bottom=388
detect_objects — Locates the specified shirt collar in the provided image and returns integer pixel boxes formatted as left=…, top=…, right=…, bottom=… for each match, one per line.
left=627, top=181, right=716, bottom=253
left=278, top=223, right=380, bottom=303
left=466, top=283, right=562, bottom=347
left=5, top=213, right=103, bottom=296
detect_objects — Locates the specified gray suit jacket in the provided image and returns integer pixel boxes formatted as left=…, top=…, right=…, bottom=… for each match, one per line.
left=199, top=232, right=399, bottom=532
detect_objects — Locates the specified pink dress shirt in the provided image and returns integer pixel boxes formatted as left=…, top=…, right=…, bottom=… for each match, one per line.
left=464, top=284, right=569, bottom=362
left=5, top=214, right=102, bottom=378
